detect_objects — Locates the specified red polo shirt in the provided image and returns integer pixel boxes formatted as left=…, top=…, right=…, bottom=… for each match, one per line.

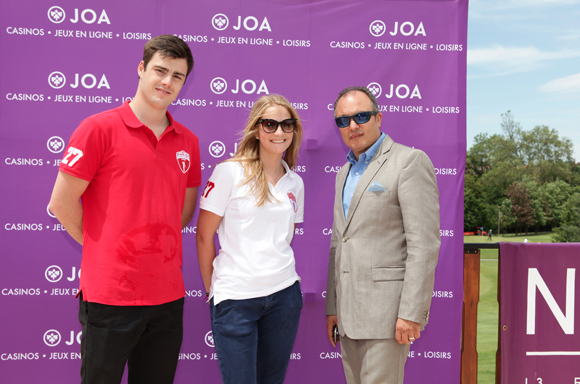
left=59, top=101, right=201, bottom=305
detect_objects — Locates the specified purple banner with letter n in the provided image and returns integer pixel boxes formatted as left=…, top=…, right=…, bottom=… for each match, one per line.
left=500, top=243, right=580, bottom=384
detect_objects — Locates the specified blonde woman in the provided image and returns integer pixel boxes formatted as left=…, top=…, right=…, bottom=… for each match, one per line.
left=196, top=94, right=304, bottom=384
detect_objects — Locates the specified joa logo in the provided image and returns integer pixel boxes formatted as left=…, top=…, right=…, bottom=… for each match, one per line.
left=369, top=20, right=386, bottom=37
left=209, top=141, right=226, bottom=158
left=47, top=136, right=65, bottom=154
left=47, top=6, right=111, bottom=24
left=45, top=265, right=63, bottom=283
left=43, top=329, right=61, bottom=347
left=367, top=82, right=382, bottom=98
left=212, top=14, right=229, bottom=31
left=205, top=331, right=215, bottom=347
left=48, top=71, right=111, bottom=90
left=210, top=77, right=227, bottom=95
left=211, top=13, right=271, bottom=32
left=367, top=82, right=422, bottom=99
left=369, top=19, right=426, bottom=37
left=210, top=77, right=269, bottom=95
left=43, top=329, right=82, bottom=347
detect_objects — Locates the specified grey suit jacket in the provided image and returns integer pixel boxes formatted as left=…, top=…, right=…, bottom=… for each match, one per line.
left=325, top=134, right=440, bottom=339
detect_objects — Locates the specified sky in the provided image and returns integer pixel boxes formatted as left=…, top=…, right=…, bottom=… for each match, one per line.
left=467, top=0, right=580, bottom=162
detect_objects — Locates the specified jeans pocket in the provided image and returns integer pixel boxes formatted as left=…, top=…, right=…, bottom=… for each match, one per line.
left=296, top=282, right=304, bottom=309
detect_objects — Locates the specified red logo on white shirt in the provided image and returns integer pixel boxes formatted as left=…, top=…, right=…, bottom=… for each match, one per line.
left=287, top=192, right=297, bottom=213
left=202, top=181, right=215, bottom=198
left=176, top=150, right=190, bottom=173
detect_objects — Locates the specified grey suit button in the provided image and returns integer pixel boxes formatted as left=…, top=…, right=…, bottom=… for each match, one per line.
left=342, top=237, right=347, bottom=242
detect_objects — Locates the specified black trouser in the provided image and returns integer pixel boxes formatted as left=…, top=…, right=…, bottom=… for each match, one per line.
left=78, top=294, right=184, bottom=384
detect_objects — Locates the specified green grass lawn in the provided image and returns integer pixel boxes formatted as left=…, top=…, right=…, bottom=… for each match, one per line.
left=466, top=233, right=554, bottom=383
left=464, top=232, right=554, bottom=259
left=478, top=259, right=499, bottom=384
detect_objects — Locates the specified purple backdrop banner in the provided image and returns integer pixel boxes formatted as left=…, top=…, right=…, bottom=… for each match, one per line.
left=500, top=243, right=580, bottom=384
left=0, top=1, right=467, bottom=383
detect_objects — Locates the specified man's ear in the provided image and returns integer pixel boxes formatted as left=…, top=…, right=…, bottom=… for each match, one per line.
left=137, top=61, right=145, bottom=79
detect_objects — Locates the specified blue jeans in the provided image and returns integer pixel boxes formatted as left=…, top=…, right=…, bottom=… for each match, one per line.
left=210, top=281, right=303, bottom=384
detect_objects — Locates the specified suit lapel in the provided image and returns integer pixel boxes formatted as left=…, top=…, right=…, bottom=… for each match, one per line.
left=336, top=163, right=350, bottom=227
left=344, top=135, right=394, bottom=229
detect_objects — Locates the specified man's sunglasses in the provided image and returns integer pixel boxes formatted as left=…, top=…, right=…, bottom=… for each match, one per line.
left=335, top=111, right=378, bottom=128
left=258, top=119, right=297, bottom=133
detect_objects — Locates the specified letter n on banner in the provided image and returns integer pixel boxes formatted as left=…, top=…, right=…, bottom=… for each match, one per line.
left=500, top=243, right=580, bottom=383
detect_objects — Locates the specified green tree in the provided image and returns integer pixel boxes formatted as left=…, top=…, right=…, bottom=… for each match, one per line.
left=497, top=198, right=515, bottom=234
left=520, top=125, right=574, bottom=165
left=468, top=131, right=523, bottom=173
left=464, top=189, right=487, bottom=231
left=465, top=111, right=577, bottom=236
left=468, top=113, right=575, bottom=173
left=541, top=180, right=572, bottom=228
left=468, top=133, right=506, bottom=171
left=500, top=110, right=524, bottom=161
left=561, top=192, right=580, bottom=226
left=479, top=162, right=526, bottom=205
left=522, top=176, right=550, bottom=234
left=552, top=191, right=580, bottom=241
left=536, top=161, right=574, bottom=185
left=552, top=225, right=580, bottom=242
left=570, top=163, right=580, bottom=187
left=506, top=181, right=535, bottom=235
left=465, top=164, right=496, bottom=231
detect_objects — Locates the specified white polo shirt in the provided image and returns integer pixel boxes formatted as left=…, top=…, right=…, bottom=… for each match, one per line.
left=200, top=160, right=304, bottom=305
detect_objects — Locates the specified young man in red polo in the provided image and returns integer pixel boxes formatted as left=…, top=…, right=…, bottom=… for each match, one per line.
left=49, top=35, right=201, bottom=384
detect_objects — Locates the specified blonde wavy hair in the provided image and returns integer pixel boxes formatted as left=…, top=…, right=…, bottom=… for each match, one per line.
left=227, top=94, right=303, bottom=206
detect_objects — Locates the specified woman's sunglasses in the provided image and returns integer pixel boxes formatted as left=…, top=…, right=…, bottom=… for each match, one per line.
left=258, top=119, right=297, bottom=133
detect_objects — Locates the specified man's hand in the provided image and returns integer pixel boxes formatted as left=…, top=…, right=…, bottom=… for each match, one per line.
left=326, top=315, right=339, bottom=347
left=395, top=318, right=421, bottom=345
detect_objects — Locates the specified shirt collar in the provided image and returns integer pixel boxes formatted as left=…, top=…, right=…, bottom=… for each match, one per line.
left=117, top=101, right=182, bottom=134
left=281, top=159, right=290, bottom=173
left=346, top=132, right=386, bottom=165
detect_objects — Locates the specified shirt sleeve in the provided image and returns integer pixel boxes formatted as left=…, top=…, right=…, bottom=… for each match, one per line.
left=295, top=176, right=304, bottom=224
left=58, top=116, right=105, bottom=182
left=199, top=163, right=235, bottom=217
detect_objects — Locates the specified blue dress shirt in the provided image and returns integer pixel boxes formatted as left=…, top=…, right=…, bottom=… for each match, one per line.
left=342, top=133, right=386, bottom=218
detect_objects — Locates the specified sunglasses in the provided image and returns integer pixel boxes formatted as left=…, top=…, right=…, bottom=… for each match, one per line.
left=259, top=118, right=297, bottom=133
left=335, top=111, right=378, bottom=128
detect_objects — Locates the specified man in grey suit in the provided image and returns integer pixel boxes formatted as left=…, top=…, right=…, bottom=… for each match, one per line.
left=325, top=86, right=440, bottom=384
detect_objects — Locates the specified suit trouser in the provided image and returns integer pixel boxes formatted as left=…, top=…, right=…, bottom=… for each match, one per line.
left=341, top=335, right=410, bottom=384
left=78, top=293, right=184, bottom=384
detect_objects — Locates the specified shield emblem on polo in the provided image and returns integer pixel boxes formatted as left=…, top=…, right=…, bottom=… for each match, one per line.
left=287, top=192, right=297, bottom=213
left=176, top=150, right=190, bottom=173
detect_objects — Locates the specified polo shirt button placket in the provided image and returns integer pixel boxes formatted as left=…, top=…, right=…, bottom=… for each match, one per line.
left=156, top=139, right=162, bottom=158
left=146, top=131, right=158, bottom=152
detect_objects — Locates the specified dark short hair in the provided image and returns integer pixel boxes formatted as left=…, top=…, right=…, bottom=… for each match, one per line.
left=333, top=86, right=380, bottom=117
left=142, top=35, right=194, bottom=79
